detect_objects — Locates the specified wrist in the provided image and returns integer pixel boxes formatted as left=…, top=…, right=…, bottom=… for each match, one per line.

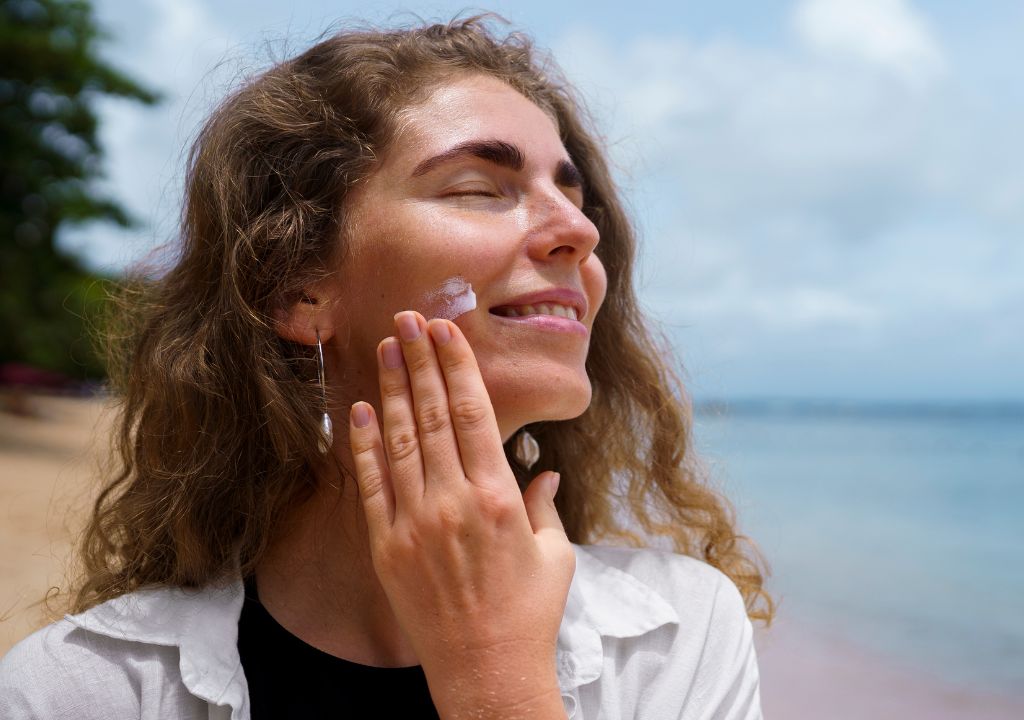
left=424, top=654, right=565, bottom=720
left=433, top=682, right=566, bottom=720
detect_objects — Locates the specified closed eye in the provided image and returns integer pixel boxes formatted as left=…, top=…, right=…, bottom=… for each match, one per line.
left=444, top=182, right=503, bottom=199
left=555, top=158, right=585, bottom=208
left=563, top=186, right=585, bottom=210
left=448, top=189, right=498, bottom=197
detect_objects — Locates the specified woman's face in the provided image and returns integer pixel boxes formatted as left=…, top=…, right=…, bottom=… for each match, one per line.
left=326, top=73, right=606, bottom=440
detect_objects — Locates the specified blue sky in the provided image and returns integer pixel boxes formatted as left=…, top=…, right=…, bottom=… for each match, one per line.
left=63, top=0, right=1024, bottom=402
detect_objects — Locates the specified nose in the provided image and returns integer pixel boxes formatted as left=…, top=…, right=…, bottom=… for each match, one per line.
left=526, top=188, right=600, bottom=264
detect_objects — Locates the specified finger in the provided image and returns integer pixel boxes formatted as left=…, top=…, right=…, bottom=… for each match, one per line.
left=377, top=336, right=425, bottom=507
left=348, top=402, right=395, bottom=533
left=394, top=311, right=464, bottom=491
left=522, top=471, right=568, bottom=541
left=426, top=318, right=507, bottom=481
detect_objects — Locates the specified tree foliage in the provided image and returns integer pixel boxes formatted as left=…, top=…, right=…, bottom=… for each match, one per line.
left=0, top=0, right=158, bottom=380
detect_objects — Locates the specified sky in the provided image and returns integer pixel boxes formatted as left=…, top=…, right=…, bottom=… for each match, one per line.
left=61, top=0, right=1024, bottom=402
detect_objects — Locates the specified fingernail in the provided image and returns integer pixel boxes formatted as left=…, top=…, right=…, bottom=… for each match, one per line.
left=352, top=402, right=371, bottom=428
left=395, top=312, right=421, bottom=341
left=428, top=320, right=452, bottom=345
left=381, top=338, right=403, bottom=369
left=549, top=472, right=561, bottom=496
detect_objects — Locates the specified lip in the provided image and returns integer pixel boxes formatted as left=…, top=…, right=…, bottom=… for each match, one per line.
left=489, top=287, right=589, bottom=322
left=489, top=312, right=589, bottom=337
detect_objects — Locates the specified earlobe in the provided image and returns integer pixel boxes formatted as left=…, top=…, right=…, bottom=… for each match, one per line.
left=272, top=294, right=336, bottom=346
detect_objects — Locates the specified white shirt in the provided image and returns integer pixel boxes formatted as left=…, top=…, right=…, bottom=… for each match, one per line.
left=0, top=544, right=762, bottom=719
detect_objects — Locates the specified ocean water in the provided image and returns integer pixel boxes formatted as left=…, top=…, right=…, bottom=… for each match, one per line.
left=693, top=401, right=1024, bottom=697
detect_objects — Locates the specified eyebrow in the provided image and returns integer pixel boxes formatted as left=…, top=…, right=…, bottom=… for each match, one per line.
left=410, top=139, right=584, bottom=189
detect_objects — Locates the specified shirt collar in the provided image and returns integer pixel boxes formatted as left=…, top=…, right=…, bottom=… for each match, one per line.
left=556, top=544, right=680, bottom=692
left=65, top=576, right=247, bottom=714
left=65, top=543, right=680, bottom=705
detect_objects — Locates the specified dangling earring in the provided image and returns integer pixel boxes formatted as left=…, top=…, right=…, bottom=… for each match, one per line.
left=315, top=329, right=333, bottom=453
left=514, top=429, right=539, bottom=470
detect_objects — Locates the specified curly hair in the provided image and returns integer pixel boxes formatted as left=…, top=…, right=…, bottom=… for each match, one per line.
left=69, top=15, right=774, bottom=625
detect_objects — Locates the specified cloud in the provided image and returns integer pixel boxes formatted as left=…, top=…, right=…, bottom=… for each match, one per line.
left=553, top=5, right=1023, bottom=398
left=556, top=28, right=935, bottom=231
left=793, top=0, right=945, bottom=88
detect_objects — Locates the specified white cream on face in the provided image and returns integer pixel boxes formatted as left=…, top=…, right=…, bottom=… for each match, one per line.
left=419, top=276, right=477, bottom=321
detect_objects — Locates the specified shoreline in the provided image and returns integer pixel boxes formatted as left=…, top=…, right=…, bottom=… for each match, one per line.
left=756, top=616, right=1024, bottom=719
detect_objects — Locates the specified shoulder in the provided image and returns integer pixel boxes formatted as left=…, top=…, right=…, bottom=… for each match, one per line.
left=0, top=617, right=183, bottom=719
left=575, top=544, right=756, bottom=680
left=1, top=619, right=136, bottom=718
left=576, top=543, right=748, bottom=627
left=572, top=545, right=762, bottom=718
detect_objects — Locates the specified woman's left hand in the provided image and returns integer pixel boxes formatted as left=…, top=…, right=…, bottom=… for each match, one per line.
left=348, top=310, right=574, bottom=719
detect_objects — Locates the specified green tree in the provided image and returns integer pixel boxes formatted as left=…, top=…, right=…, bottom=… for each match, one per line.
left=0, top=0, right=158, bottom=381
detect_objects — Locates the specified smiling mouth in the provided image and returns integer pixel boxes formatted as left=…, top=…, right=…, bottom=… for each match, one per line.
left=489, top=302, right=579, bottom=321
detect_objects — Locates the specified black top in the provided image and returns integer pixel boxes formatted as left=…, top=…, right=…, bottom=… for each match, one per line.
left=237, top=579, right=440, bottom=719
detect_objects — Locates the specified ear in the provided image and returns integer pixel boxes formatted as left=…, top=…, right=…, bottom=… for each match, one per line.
left=272, top=291, right=337, bottom=346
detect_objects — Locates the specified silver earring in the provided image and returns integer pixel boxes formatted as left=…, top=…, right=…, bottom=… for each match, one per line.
left=514, top=429, right=539, bottom=470
left=315, top=329, right=333, bottom=453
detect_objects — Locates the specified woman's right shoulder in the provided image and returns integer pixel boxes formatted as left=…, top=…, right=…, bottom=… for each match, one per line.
left=1, top=619, right=138, bottom=718
left=1, top=618, right=172, bottom=719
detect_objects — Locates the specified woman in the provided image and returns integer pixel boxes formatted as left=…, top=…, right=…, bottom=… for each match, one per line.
left=1, top=15, right=772, bottom=719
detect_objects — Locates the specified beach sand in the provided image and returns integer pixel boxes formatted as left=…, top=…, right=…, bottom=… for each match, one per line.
left=2, top=394, right=1023, bottom=718
left=0, top=393, right=109, bottom=653
left=755, top=618, right=1024, bottom=719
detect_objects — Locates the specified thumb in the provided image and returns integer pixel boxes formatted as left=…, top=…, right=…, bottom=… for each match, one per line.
left=523, top=471, right=566, bottom=537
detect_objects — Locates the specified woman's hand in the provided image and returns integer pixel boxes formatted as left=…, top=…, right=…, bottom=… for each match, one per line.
left=348, top=310, right=574, bottom=719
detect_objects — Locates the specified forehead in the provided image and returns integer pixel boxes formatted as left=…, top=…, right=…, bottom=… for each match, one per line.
left=385, top=74, right=566, bottom=170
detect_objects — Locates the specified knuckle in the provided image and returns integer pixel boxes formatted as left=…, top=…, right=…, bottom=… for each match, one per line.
left=416, top=401, right=451, bottom=436
left=385, top=524, right=425, bottom=562
left=381, top=379, right=408, bottom=402
left=430, top=500, right=465, bottom=534
left=386, top=427, right=419, bottom=461
left=449, top=397, right=491, bottom=429
left=404, top=350, right=434, bottom=374
left=476, top=486, right=518, bottom=521
left=356, top=468, right=386, bottom=497
left=442, top=352, right=478, bottom=376
left=388, top=530, right=417, bottom=557
left=349, top=433, right=378, bottom=456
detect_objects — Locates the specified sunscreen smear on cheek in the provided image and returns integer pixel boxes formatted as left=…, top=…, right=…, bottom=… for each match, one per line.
left=419, top=276, right=477, bottom=321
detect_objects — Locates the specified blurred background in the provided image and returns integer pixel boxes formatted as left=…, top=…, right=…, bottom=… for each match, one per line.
left=2, top=0, right=1022, bottom=717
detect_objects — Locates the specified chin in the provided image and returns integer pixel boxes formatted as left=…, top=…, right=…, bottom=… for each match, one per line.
left=486, top=365, right=593, bottom=439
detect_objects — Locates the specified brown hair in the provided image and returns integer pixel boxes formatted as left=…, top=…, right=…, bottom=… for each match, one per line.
left=72, top=15, right=773, bottom=624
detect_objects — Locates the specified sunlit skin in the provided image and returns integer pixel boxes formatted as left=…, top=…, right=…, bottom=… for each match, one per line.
left=318, top=74, right=606, bottom=439
left=260, top=74, right=607, bottom=717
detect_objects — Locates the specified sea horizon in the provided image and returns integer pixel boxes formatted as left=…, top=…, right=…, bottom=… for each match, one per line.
left=693, top=396, right=1024, bottom=419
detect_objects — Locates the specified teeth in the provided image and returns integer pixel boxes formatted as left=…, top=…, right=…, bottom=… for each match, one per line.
left=496, top=303, right=579, bottom=319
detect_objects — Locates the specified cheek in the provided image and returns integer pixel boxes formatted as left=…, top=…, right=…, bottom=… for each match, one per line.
left=585, top=256, right=609, bottom=319
left=337, top=228, right=503, bottom=339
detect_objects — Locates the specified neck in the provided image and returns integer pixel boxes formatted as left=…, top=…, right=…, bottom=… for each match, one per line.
left=254, top=451, right=419, bottom=667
